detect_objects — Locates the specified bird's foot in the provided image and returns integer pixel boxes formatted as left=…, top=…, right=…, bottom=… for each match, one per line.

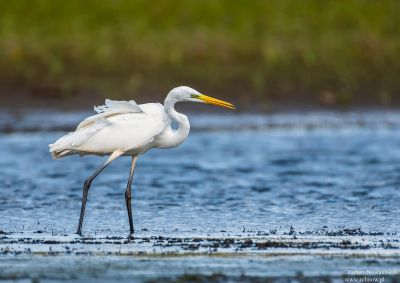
left=127, top=230, right=135, bottom=240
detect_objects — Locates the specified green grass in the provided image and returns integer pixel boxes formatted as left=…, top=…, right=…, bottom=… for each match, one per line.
left=1, top=0, right=400, bottom=106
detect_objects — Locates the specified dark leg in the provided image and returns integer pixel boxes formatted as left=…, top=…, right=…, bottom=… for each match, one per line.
left=76, top=151, right=124, bottom=235
left=125, top=156, right=138, bottom=234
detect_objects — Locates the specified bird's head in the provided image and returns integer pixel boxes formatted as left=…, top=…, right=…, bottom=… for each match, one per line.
left=167, top=86, right=235, bottom=109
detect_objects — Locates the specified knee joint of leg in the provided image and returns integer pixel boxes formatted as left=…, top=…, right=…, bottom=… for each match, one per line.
left=84, top=179, right=92, bottom=189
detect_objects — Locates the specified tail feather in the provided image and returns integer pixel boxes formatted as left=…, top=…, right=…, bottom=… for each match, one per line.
left=50, top=149, right=72, bottom=160
left=49, top=119, right=109, bottom=159
left=49, top=132, right=76, bottom=159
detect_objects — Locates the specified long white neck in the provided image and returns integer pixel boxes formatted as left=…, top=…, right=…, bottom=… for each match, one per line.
left=161, top=97, right=190, bottom=148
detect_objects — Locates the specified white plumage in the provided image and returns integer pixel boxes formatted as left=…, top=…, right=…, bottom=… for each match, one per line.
left=78, top=99, right=142, bottom=129
left=49, top=101, right=168, bottom=159
left=48, top=86, right=235, bottom=235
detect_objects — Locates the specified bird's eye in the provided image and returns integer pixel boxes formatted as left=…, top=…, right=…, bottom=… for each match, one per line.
left=191, top=94, right=200, bottom=98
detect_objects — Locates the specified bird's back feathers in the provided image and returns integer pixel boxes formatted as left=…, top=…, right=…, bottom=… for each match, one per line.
left=94, top=99, right=142, bottom=114
left=77, top=99, right=142, bottom=130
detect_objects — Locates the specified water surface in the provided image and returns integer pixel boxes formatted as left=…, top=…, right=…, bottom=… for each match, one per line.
left=1, top=110, right=400, bottom=282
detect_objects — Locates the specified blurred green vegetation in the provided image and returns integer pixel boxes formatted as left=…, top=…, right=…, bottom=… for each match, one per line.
left=0, top=0, right=399, bottom=107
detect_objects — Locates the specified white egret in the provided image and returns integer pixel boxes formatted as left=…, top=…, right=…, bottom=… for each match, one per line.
left=49, top=86, right=235, bottom=235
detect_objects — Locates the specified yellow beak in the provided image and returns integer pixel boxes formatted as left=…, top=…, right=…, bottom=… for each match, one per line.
left=198, top=94, right=235, bottom=110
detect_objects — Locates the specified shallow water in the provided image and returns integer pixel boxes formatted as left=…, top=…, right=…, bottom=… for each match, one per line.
left=1, top=110, right=400, bottom=282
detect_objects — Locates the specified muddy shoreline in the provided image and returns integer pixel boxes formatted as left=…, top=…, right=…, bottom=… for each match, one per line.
left=1, top=230, right=400, bottom=281
left=1, top=227, right=399, bottom=257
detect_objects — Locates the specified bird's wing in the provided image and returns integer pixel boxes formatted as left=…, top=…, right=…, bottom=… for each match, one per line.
left=49, top=102, right=169, bottom=158
left=77, top=99, right=142, bottom=130
left=101, top=102, right=169, bottom=150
